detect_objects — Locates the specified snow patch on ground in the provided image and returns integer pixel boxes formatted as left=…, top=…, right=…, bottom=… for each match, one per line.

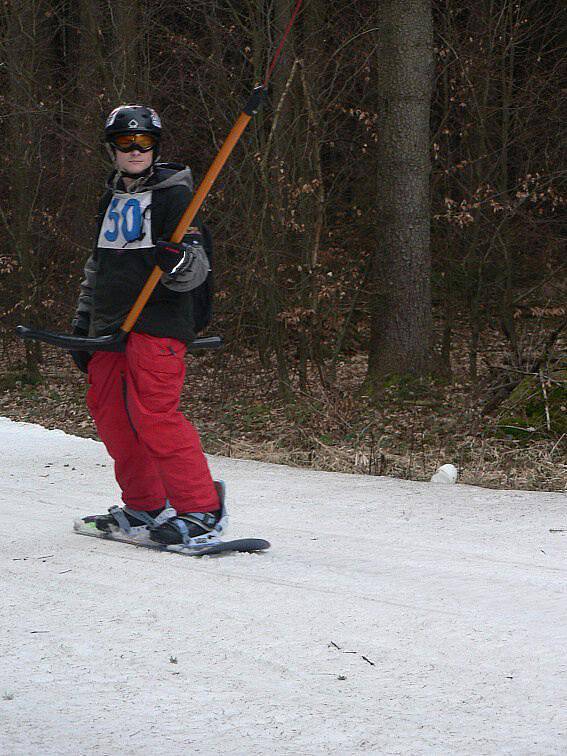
left=1, top=417, right=566, bottom=754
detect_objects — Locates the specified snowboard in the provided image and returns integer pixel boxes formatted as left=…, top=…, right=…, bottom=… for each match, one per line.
left=73, top=518, right=270, bottom=556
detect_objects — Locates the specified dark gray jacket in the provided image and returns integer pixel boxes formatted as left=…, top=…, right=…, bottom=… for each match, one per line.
left=74, top=164, right=210, bottom=345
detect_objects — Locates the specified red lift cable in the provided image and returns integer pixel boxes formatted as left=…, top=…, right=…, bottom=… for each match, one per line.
left=264, top=0, right=305, bottom=87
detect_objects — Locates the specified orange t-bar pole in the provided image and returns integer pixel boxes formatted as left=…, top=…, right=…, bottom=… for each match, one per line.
left=120, top=85, right=265, bottom=335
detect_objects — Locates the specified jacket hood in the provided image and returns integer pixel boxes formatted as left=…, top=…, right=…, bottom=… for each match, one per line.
left=107, top=163, right=194, bottom=195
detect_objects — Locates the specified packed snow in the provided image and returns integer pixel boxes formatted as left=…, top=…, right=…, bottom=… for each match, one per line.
left=1, top=417, right=566, bottom=755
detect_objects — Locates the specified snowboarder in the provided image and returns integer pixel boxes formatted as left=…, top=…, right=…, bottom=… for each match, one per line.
left=71, top=104, right=225, bottom=546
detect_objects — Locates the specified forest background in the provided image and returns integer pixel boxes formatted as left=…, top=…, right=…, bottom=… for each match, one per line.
left=0, top=0, right=565, bottom=491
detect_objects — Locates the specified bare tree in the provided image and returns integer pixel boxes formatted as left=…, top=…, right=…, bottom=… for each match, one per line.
left=107, top=0, right=143, bottom=101
left=3, top=0, right=56, bottom=377
left=431, top=0, right=566, bottom=381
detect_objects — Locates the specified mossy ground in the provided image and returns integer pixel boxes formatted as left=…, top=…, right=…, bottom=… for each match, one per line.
left=498, top=370, right=567, bottom=439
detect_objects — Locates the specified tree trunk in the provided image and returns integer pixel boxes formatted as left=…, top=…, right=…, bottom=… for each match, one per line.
left=108, top=0, right=142, bottom=101
left=367, top=0, right=433, bottom=383
left=258, top=0, right=297, bottom=398
left=298, top=0, right=326, bottom=390
left=67, top=0, right=107, bottom=245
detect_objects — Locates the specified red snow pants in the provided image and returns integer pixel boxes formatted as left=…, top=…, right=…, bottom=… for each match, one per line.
left=86, top=331, right=219, bottom=514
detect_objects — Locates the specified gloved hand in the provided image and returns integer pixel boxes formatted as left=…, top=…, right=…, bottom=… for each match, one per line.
left=155, top=230, right=203, bottom=279
left=69, top=319, right=92, bottom=374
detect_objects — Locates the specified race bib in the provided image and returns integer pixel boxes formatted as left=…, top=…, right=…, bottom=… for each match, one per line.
left=98, top=191, right=153, bottom=250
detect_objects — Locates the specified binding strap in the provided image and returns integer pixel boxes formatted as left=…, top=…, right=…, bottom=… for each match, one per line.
left=172, top=518, right=190, bottom=544
left=177, top=512, right=218, bottom=531
left=108, top=506, right=132, bottom=534
left=109, top=505, right=176, bottom=533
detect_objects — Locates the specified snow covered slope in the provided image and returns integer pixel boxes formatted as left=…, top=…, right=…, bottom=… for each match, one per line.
left=1, top=417, right=566, bottom=755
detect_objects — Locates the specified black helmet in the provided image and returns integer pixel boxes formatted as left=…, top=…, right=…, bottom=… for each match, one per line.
left=104, top=104, right=162, bottom=141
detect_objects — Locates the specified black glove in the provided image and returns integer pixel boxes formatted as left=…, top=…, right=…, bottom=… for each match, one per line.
left=155, top=230, right=203, bottom=278
left=69, top=321, right=92, bottom=374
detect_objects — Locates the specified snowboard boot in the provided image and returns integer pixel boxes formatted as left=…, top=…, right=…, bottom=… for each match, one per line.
left=93, top=505, right=167, bottom=534
left=149, top=481, right=227, bottom=546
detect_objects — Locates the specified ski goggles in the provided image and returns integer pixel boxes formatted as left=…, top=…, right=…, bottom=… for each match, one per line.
left=109, top=133, right=158, bottom=152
